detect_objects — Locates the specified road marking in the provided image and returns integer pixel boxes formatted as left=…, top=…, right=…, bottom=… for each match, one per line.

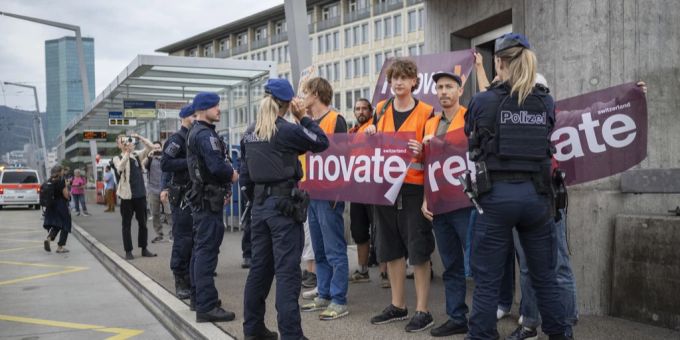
left=0, top=245, right=42, bottom=253
left=3, top=230, right=43, bottom=237
left=0, top=238, right=44, bottom=244
left=0, top=260, right=88, bottom=286
left=0, top=314, right=144, bottom=339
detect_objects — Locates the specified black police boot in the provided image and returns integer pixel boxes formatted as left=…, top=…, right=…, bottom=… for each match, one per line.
left=174, top=274, right=191, bottom=300
left=196, top=306, right=235, bottom=323
left=244, top=327, right=278, bottom=340
left=191, top=297, right=221, bottom=312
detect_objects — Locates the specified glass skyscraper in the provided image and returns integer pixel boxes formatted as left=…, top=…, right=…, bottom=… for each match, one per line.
left=44, top=36, right=95, bottom=147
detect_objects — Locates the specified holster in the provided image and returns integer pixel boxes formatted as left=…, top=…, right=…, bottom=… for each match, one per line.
left=168, top=184, right=188, bottom=207
left=290, top=188, right=310, bottom=224
left=474, top=161, right=492, bottom=195
left=553, top=168, right=568, bottom=221
left=203, top=184, right=227, bottom=213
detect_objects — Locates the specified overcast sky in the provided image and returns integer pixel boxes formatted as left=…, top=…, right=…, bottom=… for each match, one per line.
left=0, top=0, right=282, bottom=111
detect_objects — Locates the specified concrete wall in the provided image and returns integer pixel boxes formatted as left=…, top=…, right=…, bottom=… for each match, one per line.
left=424, top=0, right=680, bottom=316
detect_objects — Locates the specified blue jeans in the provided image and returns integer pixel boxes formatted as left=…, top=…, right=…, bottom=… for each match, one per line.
left=308, top=200, right=348, bottom=305
left=469, top=181, right=566, bottom=339
left=432, top=207, right=472, bottom=324
left=72, top=193, right=87, bottom=213
left=514, top=209, right=578, bottom=336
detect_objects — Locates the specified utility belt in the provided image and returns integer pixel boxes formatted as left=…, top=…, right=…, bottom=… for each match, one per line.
left=187, top=182, right=228, bottom=213
left=167, top=183, right=189, bottom=207
left=254, top=181, right=310, bottom=224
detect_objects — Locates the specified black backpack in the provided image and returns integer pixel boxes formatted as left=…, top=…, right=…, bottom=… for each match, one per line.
left=39, top=179, right=57, bottom=208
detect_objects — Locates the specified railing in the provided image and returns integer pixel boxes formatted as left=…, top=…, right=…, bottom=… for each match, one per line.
left=271, top=32, right=288, bottom=44
left=406, top=0, right=423, bottom=6
left=232, top=44, right=249, bottom=55
left=216, top=49, right=231, bottom=58
left=374, top=0, right=403, bottom=15
left=344, top=6, right=370, bottom=24
left=317, top=15, right=341, bottom=31
left=251, top=38, right=268, bottom=50
left=308, top=22, right=316, bottom=34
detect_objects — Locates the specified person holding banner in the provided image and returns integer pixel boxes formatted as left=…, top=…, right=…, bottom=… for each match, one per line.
left=348, top=98, right=389, bottom=287
left=242, top=78, right=329, bottom=340
left=298, top=77, right=351, bottom=321
left=364, top=58, right=437, bottom=333
left=420, top=71, right=473, bottom=337
left=464, top=33, right=569, bottom=340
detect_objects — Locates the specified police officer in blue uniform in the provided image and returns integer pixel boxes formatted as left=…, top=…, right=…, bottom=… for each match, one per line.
left=187, top=92, right=238, bottom=322
left=242, top=79, right=329, bottom=340
left=464, top=33, right=569, bottom=340
left=160, top=104, right=195, bottom=300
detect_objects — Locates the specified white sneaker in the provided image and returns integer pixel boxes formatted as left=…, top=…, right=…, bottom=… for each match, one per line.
left=302, top=287, right=318, bottom=300
left=518, top=315, right=524, bottom=325
left=497, top=308, right=510, bottom=320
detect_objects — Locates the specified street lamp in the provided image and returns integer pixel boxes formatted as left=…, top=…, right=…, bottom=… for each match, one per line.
left=3, top=82, right=49, bottom=180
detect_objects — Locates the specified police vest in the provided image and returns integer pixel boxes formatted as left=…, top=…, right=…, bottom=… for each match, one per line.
left=244, top=121, right=300, bottom=184
left=318, top=110, right=340, bottom=134
left=186, top=122, right=225, bottom=186
left=471, top=85, right=554, bottom=172
left=424, top=106, right=467, bottom=138
left=375, top=99, right=433, bottom=185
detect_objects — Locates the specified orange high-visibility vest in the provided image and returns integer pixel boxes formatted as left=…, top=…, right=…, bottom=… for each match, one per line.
left=375, top=98, right=433, bottom=185
left=424, top=106, right=467, bottom=137
left=349, top=117, right=375, bottom=134
left=318, top=110, right=340, bottom=135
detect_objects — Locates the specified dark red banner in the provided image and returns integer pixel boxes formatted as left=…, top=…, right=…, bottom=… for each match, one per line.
left=299, top=132, right=415, bottom=205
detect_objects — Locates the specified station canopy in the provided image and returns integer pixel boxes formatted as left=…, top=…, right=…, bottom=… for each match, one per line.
left=66, top=54, right=275, bottom=131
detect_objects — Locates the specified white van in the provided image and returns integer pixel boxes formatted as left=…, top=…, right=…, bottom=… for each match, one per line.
left=0, top=167, right=41, bottom=209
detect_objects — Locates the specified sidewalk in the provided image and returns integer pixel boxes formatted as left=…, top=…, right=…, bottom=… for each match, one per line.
left=0, top=207, right=172, bottom=339
left=74, top=202, right=680, bottom=340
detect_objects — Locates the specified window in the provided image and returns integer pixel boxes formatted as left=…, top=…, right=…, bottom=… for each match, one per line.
left=349, top=0, right=358, bottom=12
left=362, top=55, right=369, bottom=76
left=275, top=20, right=286, bottom=34
left=375, top=53, right=384, bottom=72
left=394, top=14, right=402, bottom=36
left=334, top=93, right=341, bottom=109
left=362, top=87, right=370, bottom=99
left=408, top=45, right=418, bottom=56
left=325, top=64, right=332, bottom=81
left=263, top=51, right=267, bottom=60
left=353, top=57, right=361, bottom=78
left=408, top=10, right=417, bottom=33
left=333, top=31, right=339, bottom=50
left=255, top=25, right=268, bottom=40
left=345, top=59, right=352, bottom=79
left=374, top=19, right=382, bottom=40
left=354, top=89, right=362, bottom=104
left=278, top=47, right=283, bottom=63
left=344, top=28, right=351, bottom=48
left=237, top=32, right=248, bottom=46
left=361, top=23, right=368, bottom=44
left=395, top=48, right=403, bottom=57
left=353, top=26, right=360, bottom=46
left=418, top=8, right=424, bottom=30
left=203, top=43, right=213, bottom=57
left=346, top=91, right=353, bottom=111
left=318, top=36, right=325, bottom=53
left=334, top=62, right=340, bottom=81
left=284, top=45, right=289, bottom=62
left=319, top=65, right=326, bottom=78
left=384, top=17, right=392, bottom=37
left=325, top=33, right=332, bottom=52
left=419, top=43, right=424, bottom=54
left=188, top=48, right=197, bottom=57
left=322, top=4, right=338, bottom=20
left=219, top=38, right=229, bottom=51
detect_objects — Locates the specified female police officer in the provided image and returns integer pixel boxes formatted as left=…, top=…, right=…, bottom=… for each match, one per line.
left=242, top=79, right=329, bottom=340
left=464, top=33, right=570, bottom=340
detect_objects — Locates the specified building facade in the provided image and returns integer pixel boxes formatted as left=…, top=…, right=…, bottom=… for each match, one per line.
left=45, top=36, right=95, bottom=147
left=156, top=0, right=426, bottom=124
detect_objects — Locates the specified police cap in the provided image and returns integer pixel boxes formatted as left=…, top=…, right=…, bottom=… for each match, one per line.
left=264, top=78, right=295, bottom=102
left=495, top=33, right=531, bottom=53
left=432, top=72, right=462, bottom=86
left=179, top=104, right=195, bottom=118
left=193, top=92, right=220, bottom=111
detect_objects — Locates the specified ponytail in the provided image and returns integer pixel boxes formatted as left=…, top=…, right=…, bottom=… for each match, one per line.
left=497, top=47, right=537, bottom=105
left=254, top=95, right=291, bottom=141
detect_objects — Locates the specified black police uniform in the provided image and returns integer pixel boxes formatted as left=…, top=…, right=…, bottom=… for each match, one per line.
left=238, top=139, right=254, bottom=265
left=186, top=120, right=234, bottom=318
left=242, top=116, right=329, bottom=340
left=464, top=82, right=567, bottom=339
left=160, top=125, right=193, bottom=299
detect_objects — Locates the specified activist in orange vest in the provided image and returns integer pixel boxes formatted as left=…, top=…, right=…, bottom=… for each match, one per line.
left=364, top=57, right=437, bottom=332
left=299, top=77, right=351, bottom=320
left=421, top=71, right=475, bottom=337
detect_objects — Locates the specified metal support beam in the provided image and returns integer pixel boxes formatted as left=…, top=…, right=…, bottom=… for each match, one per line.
left=284, top=0, right=312, bottom=88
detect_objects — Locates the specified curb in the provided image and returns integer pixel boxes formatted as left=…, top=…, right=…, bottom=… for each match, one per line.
left=71, top=222, right=234, bottom=340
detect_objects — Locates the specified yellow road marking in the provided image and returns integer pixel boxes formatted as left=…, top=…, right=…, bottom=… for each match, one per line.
left=0, top=314, right=144, bottom=339
left=0, top=238, right=44, bottom=244
left=0, top=245, right=42, bottom=253
left=0, top=260, right=88, bottom=286
left=3, top=230, right=43, bottom=236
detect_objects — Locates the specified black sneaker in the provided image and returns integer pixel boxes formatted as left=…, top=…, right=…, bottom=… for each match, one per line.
left=125, top=252, right=134, bottom=260
left=302, top=272, right=317, bottom=288
left=405, top=311, right=435, bottom=332
left=370, top=304, right=408, bottom=325
left=430, top=319, right=468, bottom=337
left=506, top=325, right=538, bottom=340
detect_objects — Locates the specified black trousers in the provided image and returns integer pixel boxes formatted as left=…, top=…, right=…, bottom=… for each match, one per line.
left=120, top=197, right=148, bottom=252
left=48, top=227, right=68, bottom=246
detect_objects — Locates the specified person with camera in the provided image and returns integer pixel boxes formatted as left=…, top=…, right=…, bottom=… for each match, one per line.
left=112, top=132, right=157, bottom=260
left=186, top=92, right=238, bottom=323
left=463, top=33, right=568, bottom=340
left=242, top=79, right=329, bottom=340
left=161, top=104, right=196, bottom=301
left=146, top=141, right=172, bottom=243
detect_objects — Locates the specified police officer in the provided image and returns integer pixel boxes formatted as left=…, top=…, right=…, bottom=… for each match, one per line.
left=160, top=104, right=195, bottom=300
left=187, top=92, right=238, bottom=323
left=464, top=33, right=569, bottom=340
left=242, top=79, right=329, bottom=340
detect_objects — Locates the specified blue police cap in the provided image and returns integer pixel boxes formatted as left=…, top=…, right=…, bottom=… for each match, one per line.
left=264, top=78, right=295, bottom=102
left=495, top=33, right=531, bottom=53
left=432, top=72, right=462, bottom=86
left=193, top=92, right=220, bottom=111
left=179, top=104, right=195, bottom=118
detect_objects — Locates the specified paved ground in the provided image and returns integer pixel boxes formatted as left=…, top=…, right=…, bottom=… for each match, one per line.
left=71, top=202, right=680, bottom=340
left=0, top=206, right=172, bottom=340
